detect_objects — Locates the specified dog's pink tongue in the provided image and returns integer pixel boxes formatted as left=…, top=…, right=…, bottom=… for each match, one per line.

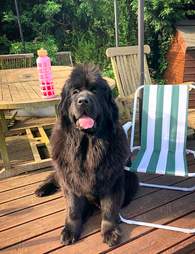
left=78, top=117, right=94, bottom=129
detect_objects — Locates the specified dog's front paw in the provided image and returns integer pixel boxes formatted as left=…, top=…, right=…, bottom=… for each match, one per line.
left=35, top=183, right=59, bottom=197
left=102, top=226, right=121, bottom=247
left=35, top=185, right=47, bottom=197
left=60, top=224, right=80, bottom=245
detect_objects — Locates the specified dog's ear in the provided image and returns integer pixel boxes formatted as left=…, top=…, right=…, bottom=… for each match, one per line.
left=58, top=82, right=71, bottom=128
left=108, top=89, right=119, bottom=123
left=108, top=89, right=119, bottom=129
left=103, top=81, right=119, bottom=132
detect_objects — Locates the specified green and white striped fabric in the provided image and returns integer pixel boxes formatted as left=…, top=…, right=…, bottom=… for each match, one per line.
left=131, top=85, right=189, bottom=176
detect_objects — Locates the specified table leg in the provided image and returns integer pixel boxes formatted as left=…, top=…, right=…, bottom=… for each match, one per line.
left=55, top=104, right=59, bottom=119
left=0, top=111, right=8, bottom=133
left=0, top=117, right=11, bottom=170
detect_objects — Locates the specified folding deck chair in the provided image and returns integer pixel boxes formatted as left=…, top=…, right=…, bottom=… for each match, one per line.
left=121, top=84, right=195, bottom=234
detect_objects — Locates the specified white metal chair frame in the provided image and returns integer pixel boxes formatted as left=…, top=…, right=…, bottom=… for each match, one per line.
left=121, top=84, right=195, bottom=234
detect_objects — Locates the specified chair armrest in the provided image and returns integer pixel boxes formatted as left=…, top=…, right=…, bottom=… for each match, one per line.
left=117, top=95, right=134, bottom=103
left=122, top=121, right=132, bottom=137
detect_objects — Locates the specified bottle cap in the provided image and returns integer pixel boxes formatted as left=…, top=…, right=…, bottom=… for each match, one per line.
left=37, top=48, right=48, bottom=57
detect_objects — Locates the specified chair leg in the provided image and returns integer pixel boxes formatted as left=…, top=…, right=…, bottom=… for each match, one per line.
left=119, top=214, right=195, bottom=234
left=139, top=182, right=195, bottom=192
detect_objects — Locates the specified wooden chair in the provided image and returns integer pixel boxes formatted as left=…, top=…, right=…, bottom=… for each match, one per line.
left=0, top=53, right=34, bottom=69
left=106, top=45, right=152, bottom=118
left=56, top=51, right=73, bottom=67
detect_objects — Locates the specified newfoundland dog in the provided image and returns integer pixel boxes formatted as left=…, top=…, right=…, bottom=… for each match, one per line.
left=35, top=64, right=138, bottom=246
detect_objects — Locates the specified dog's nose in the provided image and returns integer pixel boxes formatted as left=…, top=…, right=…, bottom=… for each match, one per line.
left=77, top=96, right=89, bottom=105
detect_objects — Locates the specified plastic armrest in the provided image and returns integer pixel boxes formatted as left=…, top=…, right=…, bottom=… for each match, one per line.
left=122, top=121, right=132, bottom=137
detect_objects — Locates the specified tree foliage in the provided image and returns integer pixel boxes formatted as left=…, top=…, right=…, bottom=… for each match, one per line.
left=1, top=0, right=195, bottom=79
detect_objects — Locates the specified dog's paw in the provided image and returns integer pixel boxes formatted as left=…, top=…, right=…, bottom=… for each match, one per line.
left=60, top=224, right=80, bottom=245
left=35, top=185, right=49, bottom=197
left=35, top=183, right=59, bottom=197
left=102, top=226, right=121, bottom=247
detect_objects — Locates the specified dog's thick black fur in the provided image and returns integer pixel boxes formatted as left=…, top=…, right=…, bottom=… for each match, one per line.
left=35, top=64, right=139, bottom=246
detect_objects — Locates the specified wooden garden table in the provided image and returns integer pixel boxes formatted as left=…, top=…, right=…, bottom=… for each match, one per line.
left=0, top=66, right=115, bottom=110
left=0, top=66, right=115, bottom=178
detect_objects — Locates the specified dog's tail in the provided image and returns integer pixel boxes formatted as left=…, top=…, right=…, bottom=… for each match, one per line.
left=35, top=172, right=60, bottom=197
left=122, top=170, right=139, bottom=207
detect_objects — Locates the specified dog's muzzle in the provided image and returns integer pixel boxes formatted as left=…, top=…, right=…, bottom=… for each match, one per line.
left=73, top=92, right=97, bottom=130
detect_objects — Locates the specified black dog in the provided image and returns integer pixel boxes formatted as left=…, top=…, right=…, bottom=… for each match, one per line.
left=35, top=64, right=138, bottom=246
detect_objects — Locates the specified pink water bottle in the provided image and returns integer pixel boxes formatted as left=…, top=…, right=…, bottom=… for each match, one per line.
left=36, top=48, right=55, bottom=98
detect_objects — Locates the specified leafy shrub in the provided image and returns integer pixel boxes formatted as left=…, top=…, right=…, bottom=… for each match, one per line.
left=74, top=34, right=97, bottom=64
left=0, top=35, right=10, bottom=54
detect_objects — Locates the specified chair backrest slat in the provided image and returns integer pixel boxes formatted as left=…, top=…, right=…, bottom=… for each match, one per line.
left=110, top=57, right=124, bottom=95
left=117, top=55, right=129, bottom=95
left=127, top=55, right=137, bottom=93
left=123, top=55, right=135, bottom=95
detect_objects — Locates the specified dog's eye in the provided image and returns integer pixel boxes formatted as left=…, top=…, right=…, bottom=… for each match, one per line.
left=72, top=89, right=80, bottom=95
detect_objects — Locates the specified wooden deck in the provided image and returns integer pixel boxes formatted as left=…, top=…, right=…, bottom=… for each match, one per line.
left=0, top=135, right=195, bottom=253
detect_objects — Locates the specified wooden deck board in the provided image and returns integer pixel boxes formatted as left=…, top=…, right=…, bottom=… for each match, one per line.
left=162, top=235, right=195, bottom=253
left=0, top=133, right=194, bottom=253
left=0, top=182, right=45, bottom=204
left=0, top=197, right=65, bottom=232
left=0, top=169, right=52, bottom=192
left=0, top=191, right=61, bottom=217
